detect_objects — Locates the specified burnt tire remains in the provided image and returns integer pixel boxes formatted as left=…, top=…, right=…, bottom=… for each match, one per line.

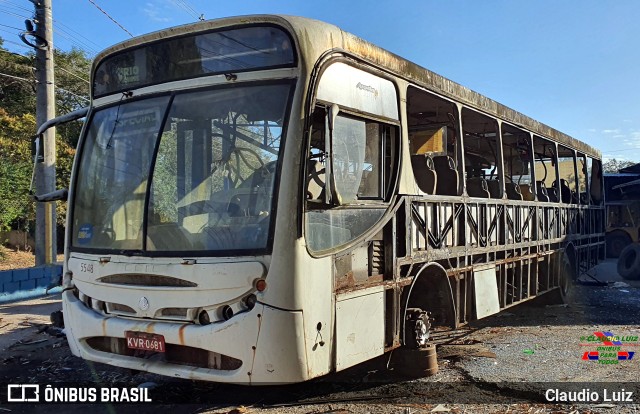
left=617, top=244, right=640, bottom=280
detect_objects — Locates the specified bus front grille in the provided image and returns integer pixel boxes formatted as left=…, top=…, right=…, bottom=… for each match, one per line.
left=85, top=337, right=243, bottom=370
left=97, top=274, right=198, bottom=287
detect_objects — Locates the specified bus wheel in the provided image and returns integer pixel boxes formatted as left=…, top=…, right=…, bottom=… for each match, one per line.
left=557, top=253, right=575, bottom=304
left=607, top=232, right=632, bottom=258
left=617, top=244, right=640, bottom=280
left=542, top=253, right=575, bottom=305
left=405, top=308, right=430, bottom=348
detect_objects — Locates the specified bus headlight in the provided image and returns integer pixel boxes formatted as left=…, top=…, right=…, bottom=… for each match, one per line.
left=198, top=309, right=211, bottom=325
left=220, top=305, right=234, bottom=321
left=244, top=294, right=257, bottom=310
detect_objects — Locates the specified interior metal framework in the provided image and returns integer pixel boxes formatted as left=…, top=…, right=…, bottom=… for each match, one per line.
left=334, top=194, right=605, bottom=350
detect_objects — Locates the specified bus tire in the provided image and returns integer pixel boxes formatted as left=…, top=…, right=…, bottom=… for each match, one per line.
left=557, top=253, right=575, bottom=303
left=607, top=232, right=632, bottom=258
left=543, top=253, right=575, bottom=305
left=617, top=244, right=640, bottom=280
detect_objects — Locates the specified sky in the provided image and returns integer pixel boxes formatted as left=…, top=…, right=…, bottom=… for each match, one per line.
left=1, top=0, right=639, bottom=163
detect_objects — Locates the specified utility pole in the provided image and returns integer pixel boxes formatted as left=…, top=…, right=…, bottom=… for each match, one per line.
left=33, top=0, right=56, bottom=265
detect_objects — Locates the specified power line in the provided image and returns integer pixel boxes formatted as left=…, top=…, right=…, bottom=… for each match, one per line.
left=0, top=27, right=20, bottom=37
left=0, top=71, right=33, bottom=83
left=0, top=59, right=33, bottom=72
left=0, top=5, right=30, bottom=19
left=56, top=65, right=90, bottom=84
left=53, top=19, right=101, bottom=52
left=0, top=36, right=33, bottom=51
left=0, top=0, right=32, bottom=13
left=55, top=87, right=90, bottom=102
left=0, top=71, right=89, bottom=101
left=0, top=22, right=23, bottom=31
left=0, top=29, right=36, bottom=54
left=53, top=27, right=98, bottom=55
left=171, top=0, right=203, bottom=20
left=0, top=48, right=31, bottom=59
left=86, top=0, right=133, bottom=37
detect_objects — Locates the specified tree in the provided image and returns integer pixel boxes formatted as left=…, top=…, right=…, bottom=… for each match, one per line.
left=0, top=37, right=91, bottom=233
left=603, top=159, right=637, bottom=174
left=0, top=109, right=36, bottom=231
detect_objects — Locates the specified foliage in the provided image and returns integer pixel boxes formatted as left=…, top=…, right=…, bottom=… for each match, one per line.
left=0, top=37, right=91, bottom=232
left=603, top=159, right=637, bottom=174
left=0, top=109, right=36, bottom=231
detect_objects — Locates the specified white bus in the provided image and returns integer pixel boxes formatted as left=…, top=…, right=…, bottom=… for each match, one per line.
left=59, top=15, right=605, bottom=384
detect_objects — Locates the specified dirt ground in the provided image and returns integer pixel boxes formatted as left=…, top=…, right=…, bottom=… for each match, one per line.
left=0, top=260, right=639, bottom=414
left=0, top=248, right=37, bottom=271
left=0, top=248, right=65, bottom=271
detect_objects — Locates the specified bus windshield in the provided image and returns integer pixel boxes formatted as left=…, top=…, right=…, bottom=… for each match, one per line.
left=71, top=82, right=291, bottom=254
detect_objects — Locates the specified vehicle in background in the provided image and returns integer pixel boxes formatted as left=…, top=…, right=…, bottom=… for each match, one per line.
left=604, top=171, right=640, bottom=258
left=606, top=201, right=640, bottom=257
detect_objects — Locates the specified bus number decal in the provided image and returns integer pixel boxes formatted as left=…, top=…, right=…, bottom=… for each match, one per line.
left=80, top=263, right=94, bottom=273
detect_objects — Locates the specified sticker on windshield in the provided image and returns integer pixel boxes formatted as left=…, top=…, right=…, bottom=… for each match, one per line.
left=110, top=108, right=161, bottom=138
left=77, top=224, right=93, bottom=244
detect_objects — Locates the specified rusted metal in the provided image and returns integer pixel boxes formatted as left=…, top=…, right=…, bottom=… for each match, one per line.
left=92, top=15, right=600, bottom=158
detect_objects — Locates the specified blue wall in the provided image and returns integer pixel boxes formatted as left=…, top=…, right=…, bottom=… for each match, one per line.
left=0, top=264, right=62, bottom=302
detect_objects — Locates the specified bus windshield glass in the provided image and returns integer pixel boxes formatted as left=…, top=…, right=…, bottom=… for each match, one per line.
left=72, top=83, right=291, bottom=254
left=93, top=26, right=295, bottom=97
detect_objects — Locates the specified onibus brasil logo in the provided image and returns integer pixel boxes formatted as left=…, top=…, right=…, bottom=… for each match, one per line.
left=580, top=331, right=638, bottom=364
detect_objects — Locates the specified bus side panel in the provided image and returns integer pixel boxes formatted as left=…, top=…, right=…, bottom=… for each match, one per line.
left=251, top=305, right=308, bottom=383
left=335, top=287, right=385, bottom=371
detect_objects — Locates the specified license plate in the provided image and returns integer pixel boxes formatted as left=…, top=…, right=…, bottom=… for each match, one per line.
left=125, top=331, right=166, bottom=352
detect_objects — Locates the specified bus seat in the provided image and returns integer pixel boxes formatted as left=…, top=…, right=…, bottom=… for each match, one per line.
left=467, top=177, right=490, bottom=198
left=535, top=181, right=550, bottom=202
left=536, top=181, right=558, bottom=203
left=486, top=179, right=501, bottom=198
left=202, top=225, right=236, bottom=249
left=505, top=182, right=523, bottom=200
left=547, top=186, right=559, bottom=203
left=147, top=223, right=194, bottom=251
left=307, top=160, right=325, bottom=200
left=410, top=154, right=437, bottom=194
left=558, top=180, right=571, bottom=204
left=433, top=155, right=458, bottom=195
left=519, top=184, right=535, bottom=201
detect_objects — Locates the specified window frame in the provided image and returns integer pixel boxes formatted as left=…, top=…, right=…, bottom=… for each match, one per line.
left=70, top=79, right=296, bottom=257
left=303, top=103, right=400, bottom=255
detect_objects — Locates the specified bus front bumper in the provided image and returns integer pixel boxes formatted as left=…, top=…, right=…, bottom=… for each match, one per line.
left=62, top=290, right=308, bottom=384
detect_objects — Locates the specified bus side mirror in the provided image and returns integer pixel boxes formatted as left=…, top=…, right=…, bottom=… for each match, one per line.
left=33, top=188, right=68, bottom=202
left=326, top=104, right=343, bottom=206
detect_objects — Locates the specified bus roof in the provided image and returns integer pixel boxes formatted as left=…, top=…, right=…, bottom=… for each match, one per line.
left=93, top=14, right=600, bottom=159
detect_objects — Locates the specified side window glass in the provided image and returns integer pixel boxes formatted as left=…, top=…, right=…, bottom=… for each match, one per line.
left=332, top=116, right=388, bottom=202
